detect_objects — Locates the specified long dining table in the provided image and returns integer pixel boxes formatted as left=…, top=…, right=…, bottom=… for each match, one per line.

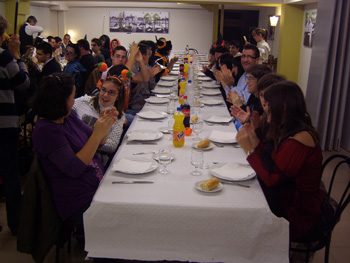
left=83, top=71, right=289, bottom=263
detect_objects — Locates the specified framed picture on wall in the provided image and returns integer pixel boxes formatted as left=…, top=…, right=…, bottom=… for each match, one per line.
left=303, top=10, right=317, bottom=47
left=109, top=11, right=169, bottom=33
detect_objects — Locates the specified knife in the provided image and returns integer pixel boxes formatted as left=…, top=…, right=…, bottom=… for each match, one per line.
left=112, top=181, right=154, bottom=184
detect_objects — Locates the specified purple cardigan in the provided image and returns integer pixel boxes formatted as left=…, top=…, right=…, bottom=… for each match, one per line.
left=33, top=113, right=104, bottom=220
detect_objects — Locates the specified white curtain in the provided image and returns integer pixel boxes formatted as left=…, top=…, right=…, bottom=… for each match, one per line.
left=306, top=0, right=350, bottom=151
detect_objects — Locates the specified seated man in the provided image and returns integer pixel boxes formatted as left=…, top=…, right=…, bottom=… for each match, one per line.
left=35, top=41, right=62, bottom=82
left=153, top=38, right=178, bottom=83
left=91, top=38, right=105, bottom=64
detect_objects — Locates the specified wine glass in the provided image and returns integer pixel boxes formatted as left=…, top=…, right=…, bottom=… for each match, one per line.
left=199, top=152, right=210, bottom=169
left=158, top=149, right=172, bottom=174
left=167, top=100, right=175, bottom=116
left=192, top=120, right=203, bottom=142
left=190, top=150, right=203, bottom=176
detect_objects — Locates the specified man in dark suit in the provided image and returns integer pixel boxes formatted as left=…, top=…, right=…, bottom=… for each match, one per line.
left=35, top=42, right=62, bottom=82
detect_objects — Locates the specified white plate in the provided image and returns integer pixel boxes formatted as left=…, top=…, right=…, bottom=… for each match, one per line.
left=204, top=116, right=233, bottom=123
left=200, top=90, right=221, bottom=96
left=192, top=142, right=214, bottom=151
left=195, top=180, right=223, bottom=193
left=201, top=99, right=223, bottom=106
left=169, top=71, right=179, bottom=75
left=127, top=130, right=164, bottom=141
left=137, top=111, right=167, bottom=119
left=112, top=157, right=158, bottom=175
left=152, top=153, right=175, bottom=162
left=161, top=76, right=178, bottom=81
left=198, top=76, right=213, bottom=81
left=157, top=81, right=174, bottom=87
left=201, top=82, right=221, bottom=89
left=210, top=163, right=256, bottom=182
left=152, top=88, right=171, bottom=94
left=145, top=97, right=170, bottom=104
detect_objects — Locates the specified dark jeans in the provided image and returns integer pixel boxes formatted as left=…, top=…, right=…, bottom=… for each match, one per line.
left=0, top=128, right=21, bottom=234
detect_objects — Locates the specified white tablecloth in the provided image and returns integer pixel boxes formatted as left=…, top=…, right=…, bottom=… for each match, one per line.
left=84, top=90, right=289, bottom=262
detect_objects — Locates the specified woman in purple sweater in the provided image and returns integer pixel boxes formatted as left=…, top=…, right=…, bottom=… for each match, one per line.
left=32, top=72, right=117, bottom=222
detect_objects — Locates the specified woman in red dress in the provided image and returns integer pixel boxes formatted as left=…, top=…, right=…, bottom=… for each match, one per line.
left=237, top=81, right=325, bottom=241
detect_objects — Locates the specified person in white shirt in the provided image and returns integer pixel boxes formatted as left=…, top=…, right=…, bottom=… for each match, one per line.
left=19, top=16, right=43, bottom=55
left=251, top=28, right=271, bottom=64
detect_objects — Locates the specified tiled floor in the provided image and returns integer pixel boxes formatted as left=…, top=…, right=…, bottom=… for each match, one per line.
left=0, top=149, right=349, bottom=263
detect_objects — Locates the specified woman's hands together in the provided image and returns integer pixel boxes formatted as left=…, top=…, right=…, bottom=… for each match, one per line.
left=236, top=122, right=260, bottom=155
left=94, top=107, right=118, bottom=141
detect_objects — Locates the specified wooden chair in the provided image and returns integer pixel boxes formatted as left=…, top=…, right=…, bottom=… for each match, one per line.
left=290, top=154, right=350, bottom=263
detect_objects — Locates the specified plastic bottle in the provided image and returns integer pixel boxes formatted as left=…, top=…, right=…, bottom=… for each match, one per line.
left=188, top=61, right=194, bottom=82
left=183, top=61, right=189, bottom=81
left=181, top=96, right=191, bottom=128
left=179, top=77, right=187, bottom=104
left=186, top=80, right=194, bottom=106
left=173, top=107, right=185, bottom=148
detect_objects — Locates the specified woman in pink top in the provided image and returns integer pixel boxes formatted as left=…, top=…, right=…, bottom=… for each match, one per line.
left=237, top=81, right=325, bottom=241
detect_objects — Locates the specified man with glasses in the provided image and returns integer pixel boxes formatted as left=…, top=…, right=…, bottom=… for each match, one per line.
left=228, top=44, right=260, bottom=105
left=91, top=38, right=105, bottom=64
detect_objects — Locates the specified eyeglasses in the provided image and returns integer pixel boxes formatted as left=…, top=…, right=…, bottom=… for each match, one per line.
left=65, top=51, right=75, bottom=55
left=246, top=76, right=257, bottom=81
left=241, top=55, right=258, bottom=60
left=101, top=87, right=118, bottom=96
left=91, top=44, right=97, bottom=47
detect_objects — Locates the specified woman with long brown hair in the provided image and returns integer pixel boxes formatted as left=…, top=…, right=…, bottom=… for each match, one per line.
left=237, top=81, right=325, bottom=242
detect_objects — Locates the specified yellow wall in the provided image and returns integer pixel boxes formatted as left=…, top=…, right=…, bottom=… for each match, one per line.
left=5, top=0, right=30, bottom=34
left=277, top=4, right=304, bottom=82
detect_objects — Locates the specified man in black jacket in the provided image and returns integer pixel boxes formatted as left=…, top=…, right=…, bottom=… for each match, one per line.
left=35, top=42, right=62, bottom=82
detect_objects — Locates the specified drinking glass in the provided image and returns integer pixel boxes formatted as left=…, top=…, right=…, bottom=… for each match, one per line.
left=158, top=149, right=172, bottom=174
left=190, top=150, right=203, bottom=175
left=192, top=120, right=203, bottom=141
left=167, top=118, right=175, bottom=141
left=167, top=100, right=175, bottom=116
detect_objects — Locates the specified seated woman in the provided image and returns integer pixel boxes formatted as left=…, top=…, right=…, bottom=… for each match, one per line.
left=236, top=81, right=325, bottom=242
left=72, top=75, right=126, bottom=166
left=32, top=72, right=117, bottom=222
left=63, top=43, right=86, bottom=97
left=153, top=38, right=178, bottom=83
left=229, top=64, right=271, bottom=123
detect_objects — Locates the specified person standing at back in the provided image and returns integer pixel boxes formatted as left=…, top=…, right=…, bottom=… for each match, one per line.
left=19, top=16, right=43, bottom=55
left=251, top=28, right=270, bottom=64
left=0, top=15, right=30, bottom=235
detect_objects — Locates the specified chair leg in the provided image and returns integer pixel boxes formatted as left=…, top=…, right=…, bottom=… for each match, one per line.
left=56, top=245, right=60, bottom=263
left=325, top=240, right=331, bottom=263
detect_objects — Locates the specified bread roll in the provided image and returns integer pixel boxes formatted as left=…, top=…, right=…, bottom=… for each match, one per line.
left=197, top=139, right=210, bottom=148
left=200, top=178, right=220, bottom=191
left=191, top=116, right=199, bottom=123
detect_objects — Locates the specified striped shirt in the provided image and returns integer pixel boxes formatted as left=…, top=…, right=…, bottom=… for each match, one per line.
left=0, top=47, right=30, bottom=129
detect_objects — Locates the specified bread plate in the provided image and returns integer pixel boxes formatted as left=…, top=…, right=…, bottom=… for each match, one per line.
left=192, top=142, right=214, bottom=151
left=195, top=180, right=223, bottom=193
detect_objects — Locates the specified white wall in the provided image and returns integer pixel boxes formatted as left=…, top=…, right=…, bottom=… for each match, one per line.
left=30, top=5, right=59, bottom=38
left=29, top=4, right=213, bottom=53
left=298, top=3, right=318, bottom=94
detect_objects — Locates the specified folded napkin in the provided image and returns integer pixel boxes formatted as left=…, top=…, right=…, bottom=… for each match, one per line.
left=137, top=111, right=166, bottom=119
left=211, top=163, right=255, bottom=181
left=209, top=130, right=237, bottom=143
left=113, top=159, right=154, bottom=174
left=206, top=116, right=233, bottom=123
left=202, top=98, right=222, bottom=105
left=128, top=131, right=159, bottom=141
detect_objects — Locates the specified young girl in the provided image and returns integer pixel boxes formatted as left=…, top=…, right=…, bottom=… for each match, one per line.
left=72, top=75, right=126, bottom=166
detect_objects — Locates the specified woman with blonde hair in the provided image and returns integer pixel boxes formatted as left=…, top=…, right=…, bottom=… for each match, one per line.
left=251, top=28, right=270, bottom=64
